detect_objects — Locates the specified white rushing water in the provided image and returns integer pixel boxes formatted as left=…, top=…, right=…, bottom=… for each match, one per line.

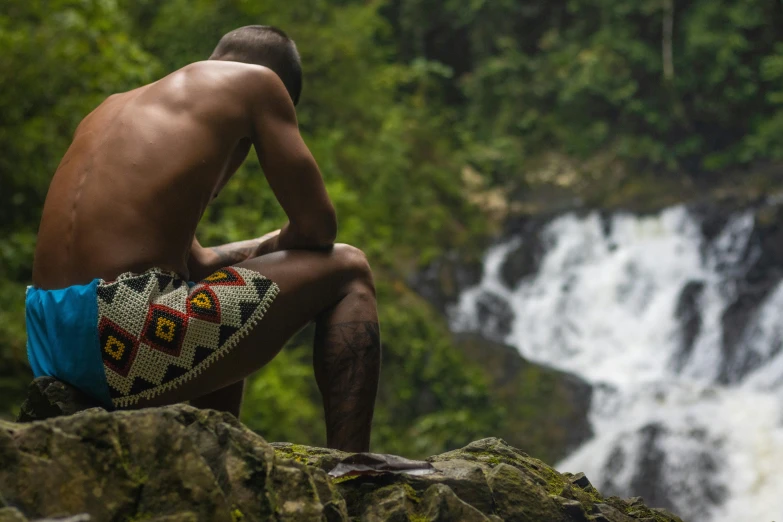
left=450, top=206, right=783, bottom=522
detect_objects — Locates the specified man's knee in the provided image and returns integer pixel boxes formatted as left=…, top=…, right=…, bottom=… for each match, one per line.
left=333, top=243, right=374, bottom=291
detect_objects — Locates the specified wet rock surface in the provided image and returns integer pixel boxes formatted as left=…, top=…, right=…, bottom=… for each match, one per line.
left=408, top=251, right=484, bottom=316
left=452, top=334, right=593, bottom=463
left=3, top=395, right=683, bottom=521
left=15, top=377, right=104, bottom=422
left=498, top=215, right=550, bottom=290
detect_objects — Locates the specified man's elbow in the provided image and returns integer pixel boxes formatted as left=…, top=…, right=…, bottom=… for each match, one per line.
left=315, top=208, right=338, bottom=247
left=293, top=209, right=337, bottom=249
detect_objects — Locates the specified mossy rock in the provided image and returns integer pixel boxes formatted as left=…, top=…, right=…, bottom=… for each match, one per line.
left=0, top=508, right=29, bottom=522
left=328, top=437, right=683, bottom=522
left=2, top=394, right=683, bottom=522
left=0, top=404, right=347, bottom=522
left=451, top=335, right=593, bottom=464
left=270, top=442, right=350, bottom=472
left=15, top=377, right=104, bottom=423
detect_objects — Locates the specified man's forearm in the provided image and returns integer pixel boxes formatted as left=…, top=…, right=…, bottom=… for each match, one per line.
left=191, top=224, right=333, bottom=280
left=189, top=231, right=277, bottom=281
left=204, top=228, right=283, bottom=273
left=209, top=238, right=264, bottom=267
left=187, top=238, right=262, bottom=280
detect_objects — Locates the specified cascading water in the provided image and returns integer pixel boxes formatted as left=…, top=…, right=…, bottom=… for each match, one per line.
left=450, top=205, right=783, bottom=522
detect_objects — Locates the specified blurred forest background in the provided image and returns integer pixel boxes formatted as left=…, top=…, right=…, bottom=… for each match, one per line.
left=1, top=0, right=782, bottom=457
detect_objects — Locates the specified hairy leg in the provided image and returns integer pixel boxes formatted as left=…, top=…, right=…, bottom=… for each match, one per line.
left=133, top=244, right=381, bottom=450
left=314, top=280, right=381, bottom=451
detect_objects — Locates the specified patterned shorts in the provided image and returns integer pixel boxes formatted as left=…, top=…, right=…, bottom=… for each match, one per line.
left=97, top=267, right=279, bottom=407
left=25, top=266, right=278, bottom=409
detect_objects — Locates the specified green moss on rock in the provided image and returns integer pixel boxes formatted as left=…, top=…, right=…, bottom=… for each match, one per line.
left=1, top=405, right=684, bottom=522
left=0, top=507, right=28, bottom=522
left=229, top=507, right=244, bottom=522
left=271, top=442, right=350, bottom=472
left=451, top=335, right=593, bottom=463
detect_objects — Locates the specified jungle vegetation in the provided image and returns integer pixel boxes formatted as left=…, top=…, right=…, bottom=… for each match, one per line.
left=1, top=0, right=781, bottom=456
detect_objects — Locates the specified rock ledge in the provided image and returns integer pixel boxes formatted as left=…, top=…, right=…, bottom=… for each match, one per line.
left=0, top=380, right=684, bottom=522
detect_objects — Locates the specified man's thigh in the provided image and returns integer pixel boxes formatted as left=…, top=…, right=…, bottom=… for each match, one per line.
left=131, top=244, right=364, bottom=408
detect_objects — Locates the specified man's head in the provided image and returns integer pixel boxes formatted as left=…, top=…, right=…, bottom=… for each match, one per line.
left=210, top=26, right=302, bottom=106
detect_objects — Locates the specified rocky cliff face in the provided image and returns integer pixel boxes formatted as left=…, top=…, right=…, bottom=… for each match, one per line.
left=452, top=334, right=593, bottom=463
left=0, top=379, right=683, bottom=522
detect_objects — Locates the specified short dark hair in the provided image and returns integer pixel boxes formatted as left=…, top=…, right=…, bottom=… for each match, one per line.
left=210, top=25, right=302, bottom=106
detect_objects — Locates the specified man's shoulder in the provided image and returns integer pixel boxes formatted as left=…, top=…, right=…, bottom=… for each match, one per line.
left=174, top=61, right=277, bottom=90
left=189, top=63, right=297, bottom=122
left=154, top=61, right=281, bottom=112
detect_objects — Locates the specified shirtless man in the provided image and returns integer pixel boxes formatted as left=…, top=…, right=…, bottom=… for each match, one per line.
left=25, top=26, right=380, bottom=452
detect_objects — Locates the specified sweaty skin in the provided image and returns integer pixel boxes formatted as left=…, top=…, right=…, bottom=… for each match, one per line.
left=33, top=60, right=335, bottom=289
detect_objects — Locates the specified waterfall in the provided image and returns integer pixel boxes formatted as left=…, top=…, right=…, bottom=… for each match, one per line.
left=450, top=205, right=783, bottom=522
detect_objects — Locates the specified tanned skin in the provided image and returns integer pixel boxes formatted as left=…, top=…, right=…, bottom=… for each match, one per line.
left=32, top=61, right=381, bottom=452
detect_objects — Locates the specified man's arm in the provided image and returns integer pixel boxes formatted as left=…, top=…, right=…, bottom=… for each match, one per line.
left=188, top=230, right=280, bottom=280
left=248, top=68, right=337, bottom=250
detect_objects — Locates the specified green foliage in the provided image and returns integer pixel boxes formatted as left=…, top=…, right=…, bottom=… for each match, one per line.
left=241, top=344, right=324, bottom=446
left=389, top=0, right=783, bottom=185
left=0, top=0, right=158, bottom=232
left=0, top=279, right=28, bottom=417
left=2, top=0, right=782, bottom=456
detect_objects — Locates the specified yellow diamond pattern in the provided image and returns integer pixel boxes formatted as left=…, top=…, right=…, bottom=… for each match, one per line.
left=191, top=293, right=212, bottom=309
left=104, top=336, right=125, bottom=360
left=155, top=317, right=177, bottom=342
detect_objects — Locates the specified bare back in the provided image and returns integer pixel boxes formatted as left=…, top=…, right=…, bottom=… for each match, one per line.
left=34, top=61, right=279, bottom=289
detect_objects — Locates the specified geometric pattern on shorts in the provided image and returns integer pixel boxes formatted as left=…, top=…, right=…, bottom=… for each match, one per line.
left=186, top=286, right=221, bottom=323
left=201, top=267, right=244, bottom=286
left=98, top=317, right=139, bottom=378
left=97, top=266, right=279, bottom=408
left=141, top=304, right=188, bottom=356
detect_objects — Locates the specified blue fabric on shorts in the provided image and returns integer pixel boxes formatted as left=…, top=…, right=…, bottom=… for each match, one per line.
left=26, top=281, right=114, bottom=408
left=25, top=267, right=279, bottom=409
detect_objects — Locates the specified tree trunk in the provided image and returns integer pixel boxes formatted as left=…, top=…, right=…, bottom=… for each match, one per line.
left=663, top=0, right=675, bottom=81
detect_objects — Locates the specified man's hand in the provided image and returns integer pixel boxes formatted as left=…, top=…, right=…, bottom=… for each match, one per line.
left=252, top=223, right=337, bottom=257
